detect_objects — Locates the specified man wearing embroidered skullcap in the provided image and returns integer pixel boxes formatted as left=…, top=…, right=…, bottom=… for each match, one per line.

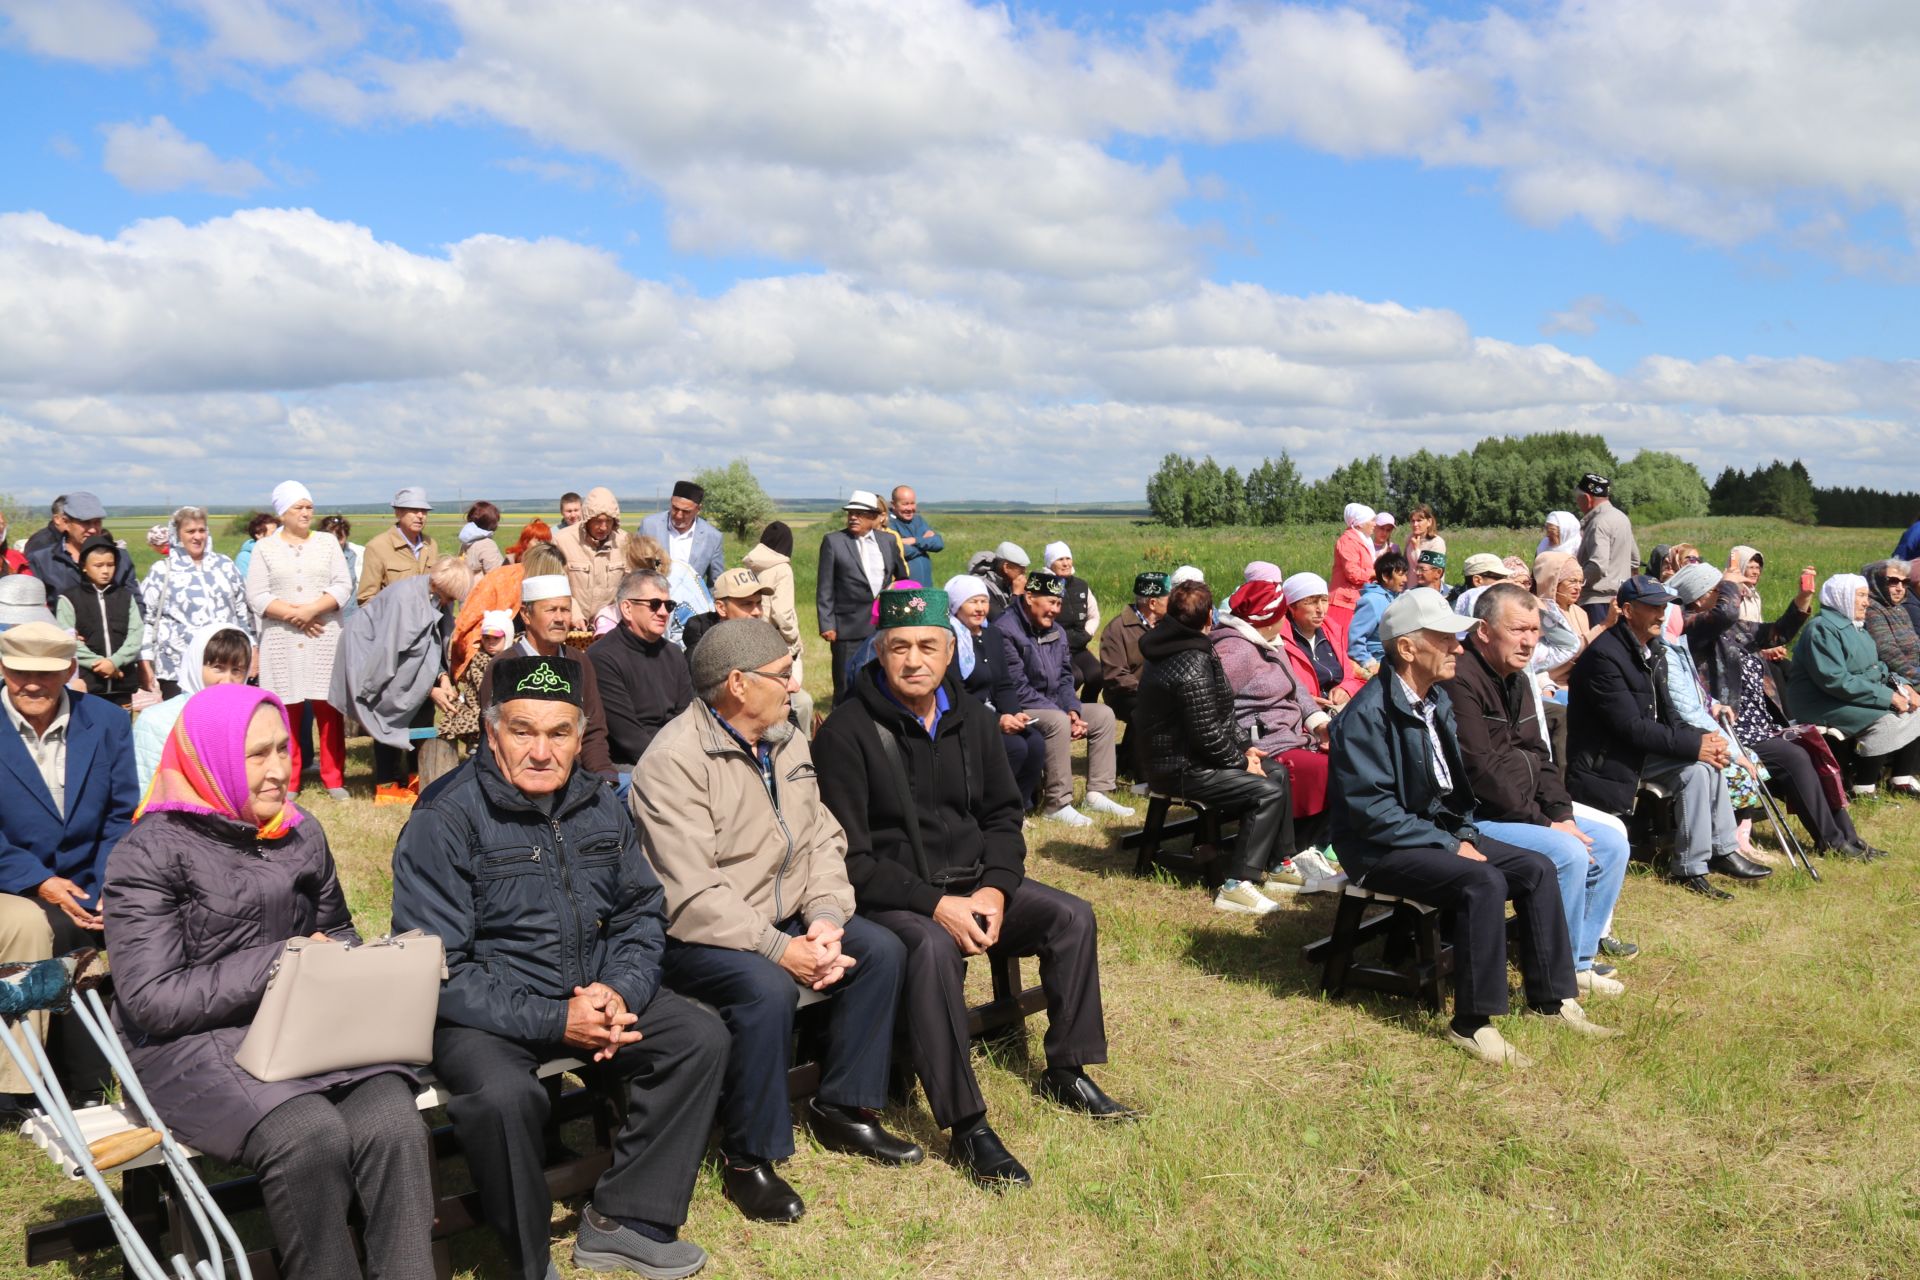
left=394, top=651, right=728, bottom=1279
left=1043, top=541, right=1102, bottom=700
left=640, top=481, right=725, bottom=590
left=357, top=486, right=440, bottom=606
left=1575, top=472, right=1639, bottom=625
left=1099, top=571, right=1169, bottom=779
left=993, top=571, right=1133, bottom=827
left=477, top=573, right=617, bottom=779
left=635, top=617, right=917, bottom=1224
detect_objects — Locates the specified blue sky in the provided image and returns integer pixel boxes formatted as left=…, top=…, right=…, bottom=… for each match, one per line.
left=0, top=0, right=1913, bottom=505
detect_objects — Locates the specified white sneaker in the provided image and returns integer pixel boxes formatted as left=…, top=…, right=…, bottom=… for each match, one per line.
left=1044, top=804, right=1094, bottom=828
left=1083, top=790, right=1135, bottom=818
left=1258, top=861, right=1306, bottom=900
left=1291, top=849, right=1348, bottom=893
left=1577, top=968, right=1626, bottom=998
left=1538, top=998, right=1621, bottom=1038
left=1850, top=784, right=1878, bottom=796
left=1446, top=1024, right=1532, bottom=1068
left=1128, top=781, right=1151, bottom=797
left=1214, top=880, right=1280, bottom=915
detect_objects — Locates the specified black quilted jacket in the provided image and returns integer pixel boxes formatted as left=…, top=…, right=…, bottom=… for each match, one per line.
left=1134, top=619, right=1250, bottom=789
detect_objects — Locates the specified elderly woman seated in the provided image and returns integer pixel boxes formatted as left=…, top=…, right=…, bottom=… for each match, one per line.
left=1212, top=578, right=1338, bottom=875
left=1863, top=559, right=1920, bottom=687
left=945, top=573, right=1046, bottom=806
left=1277, top=572, right=1367, bottom=713
left=1786, top=573, right=1920, bottom=797
left=106, top=685, right=435, bottom=1280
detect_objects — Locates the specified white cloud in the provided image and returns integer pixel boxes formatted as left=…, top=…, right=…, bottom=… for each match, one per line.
left=1541, top=295, right=1641, bottom=338
left=0, top=207, right=1910, bottom=502
left=0, top=0, right=155, bottom=66
left=101, top=117, right=268, bottom=196
left=181, top=0, right=362, bottom=66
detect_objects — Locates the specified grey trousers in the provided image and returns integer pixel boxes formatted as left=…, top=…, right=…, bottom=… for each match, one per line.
left=238, top=1072, right=437, bottom=1280
left=1029, top=704, right=1118, bottom=811
left=1641, top=756, right=1737, bottom=876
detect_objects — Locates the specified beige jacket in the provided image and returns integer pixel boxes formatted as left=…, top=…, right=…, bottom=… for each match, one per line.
left=741, top=543, right=804, bottom=682
left=554, top=522, right=629, bottom=628
left=357, top=526, right=439, bottom=604
left=631, top=701, right=853, bottom=959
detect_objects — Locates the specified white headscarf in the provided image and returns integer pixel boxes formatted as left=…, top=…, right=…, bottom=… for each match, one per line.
left=1171, top=565, right=1205, bottom=586
left=943, top=574, right=990, bottom=678
left=270, top=481, right=312, bottom=517
left=1042, top=541, right=1072, bottom=568
left=1282, top=571, right=1330, bottom=604
left=1820, top=573, right=1868, bottom=628
left=1343, top=503, right=1376, bottom=529
left=1537, top=511, right=1581, bottom=558
left=179, top=623, right=251, bottom=696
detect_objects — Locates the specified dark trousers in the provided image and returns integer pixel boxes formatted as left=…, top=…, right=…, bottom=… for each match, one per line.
left=238, top=1073, right=436, bottom=1280
left=374, top=701, right=437, bottom=786
left=432, top=991, right=728, bottom=1280
left=41, top=901, right=110, bottom=1097
left=1103, top=687, right=1140, bottom=780
left=1165, top=766, right=1295, bottom=882
left=868, top=879, right=1106, bottom=1131
left=830, top=637, right=866, bottom=704
left=1541, top=700, right=1570, bottom=777
left=1070, top=647, right=1103, bottom=702
left=1751, top=735, right=1859, bottom=851
left=660, top=914, right=904, bottom=1162
left=1351, top=837, right=1576, bottom=1018
left=1002, top=723, right=1045, bottom=807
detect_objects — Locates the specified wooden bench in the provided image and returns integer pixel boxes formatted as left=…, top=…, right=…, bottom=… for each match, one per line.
left=25, top=956, right=1046, bottom=1276
left=1303, top=883, right=1453, bottom=1011
left=1119, top=793, right=1235, bottom=885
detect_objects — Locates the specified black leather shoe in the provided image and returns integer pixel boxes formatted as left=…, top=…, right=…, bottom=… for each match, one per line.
left=1844, top=841, right=1891, bottom=861
left=805, top=1098, right=924, bottom=1165
left=1669, top=873, right=1734, bottom=900
left=721, top=1160, right=805, bottom=1223
left=1708, top=851, right=1772, bottom=880
left=1598, top=935, right=1639, bottom=960
left=1037, top=1068, right=1140, bottom=1121
left=949, top=1122, right=1031, bottom=1189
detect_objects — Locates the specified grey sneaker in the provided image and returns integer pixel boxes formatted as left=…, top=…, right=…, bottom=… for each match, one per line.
left=572, top=1204, right=708, bottom=1278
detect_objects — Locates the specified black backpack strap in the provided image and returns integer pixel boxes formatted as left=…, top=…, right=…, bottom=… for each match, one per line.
left=869, top=716, right=933, bottom=885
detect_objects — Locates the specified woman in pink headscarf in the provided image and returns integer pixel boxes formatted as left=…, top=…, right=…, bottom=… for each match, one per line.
left=106, top=685, right=435, bottom=1280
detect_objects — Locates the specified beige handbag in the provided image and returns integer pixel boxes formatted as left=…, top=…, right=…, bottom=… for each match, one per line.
left=235, top=931, right=446, bottom=1083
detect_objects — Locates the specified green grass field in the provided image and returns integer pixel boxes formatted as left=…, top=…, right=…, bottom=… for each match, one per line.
left=7, top=513, right=1919, bottom=1279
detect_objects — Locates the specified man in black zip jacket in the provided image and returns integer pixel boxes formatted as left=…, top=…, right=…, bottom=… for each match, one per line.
left=815, top=587, right=1135, bottom=1191
left=1133, top=580, right=1299, bottom=914
left=392, top=654, right=727, bottom=1280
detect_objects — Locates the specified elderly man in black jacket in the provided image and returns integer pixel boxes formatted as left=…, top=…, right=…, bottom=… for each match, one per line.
left=586, top=569, right=693, bottom=773
left=815, top=587, right=1133, bottom=1190
left=1567, top=575, right=1753, bottom=900
left=1441, top=584, right=1633, bottom=998
left=1134, top=580, right=1300, bottom=915
left=392, top=654, right=727, bottom=1280
left=817, top=489, right=908, bottom=704
left=1329, top=588, right=1610, bottom=1067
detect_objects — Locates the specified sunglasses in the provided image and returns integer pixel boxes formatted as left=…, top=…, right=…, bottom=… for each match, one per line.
left=624, top=597, right=673, bottom=612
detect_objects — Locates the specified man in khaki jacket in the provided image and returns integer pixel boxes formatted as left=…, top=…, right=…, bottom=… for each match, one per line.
left=356, top=486, right=439, bottom=605
left=632, top=619, right=916, bottom=1225
left=553, top=485, right=630, bottom=629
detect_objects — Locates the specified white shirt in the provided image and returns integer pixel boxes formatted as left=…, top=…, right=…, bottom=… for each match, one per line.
left=4, top=688, right=70, bottom=817
left=854, top=531, right=885, bottom=595
left=1394, top=672, right=1453, bottom=792
left=668, top=526, right=694, bottom=569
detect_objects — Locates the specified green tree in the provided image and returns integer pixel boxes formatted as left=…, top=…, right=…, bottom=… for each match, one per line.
left=1612, top=450, right=1710, bottom=524
left=1147, top=453, right=1199, bottom=527
left=693, top=458, right=776, bottom=538
left=1243, top=455, right=1305, bottom=525
left=1750, top=459, right=1818, bottom=525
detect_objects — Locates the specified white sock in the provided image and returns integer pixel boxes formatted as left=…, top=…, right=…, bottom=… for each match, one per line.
left=1895, top=775, right=1918, bottom=787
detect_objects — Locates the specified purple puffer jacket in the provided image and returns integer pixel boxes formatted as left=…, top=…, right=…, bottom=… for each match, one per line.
left=104, top=809, right=416, bottom=1162
left=1212, top=617, right=1321, bottom=754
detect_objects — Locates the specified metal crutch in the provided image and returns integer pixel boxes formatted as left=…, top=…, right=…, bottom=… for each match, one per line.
left=1752, top=771, right=1818, bottom=882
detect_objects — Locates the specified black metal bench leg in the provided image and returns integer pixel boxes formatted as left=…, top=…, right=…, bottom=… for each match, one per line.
left=1413, top=907, right=1445, bottom=1013
left=1135, top=796, right=1170, bottom=876
left=1320, top=892, right=1368, bottom=996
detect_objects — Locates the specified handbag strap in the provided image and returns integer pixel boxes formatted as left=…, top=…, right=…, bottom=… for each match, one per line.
left=869, top=715, right=933, bottom=884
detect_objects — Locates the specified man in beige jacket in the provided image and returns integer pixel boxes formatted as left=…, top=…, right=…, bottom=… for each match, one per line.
left=553, top=485, right=630, bottom=628
left=356, top=486, right=438, bottom=605
left=632, top=619, right=917, bottom=1225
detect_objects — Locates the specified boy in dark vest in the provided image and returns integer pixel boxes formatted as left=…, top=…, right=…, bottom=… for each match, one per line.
left=53, top=535, right=147, bottom=706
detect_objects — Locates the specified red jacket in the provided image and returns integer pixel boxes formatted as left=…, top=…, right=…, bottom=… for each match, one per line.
left=1329, top=527, right=1374, bottom=612
left=1280, top=614, right=1366, bottom=702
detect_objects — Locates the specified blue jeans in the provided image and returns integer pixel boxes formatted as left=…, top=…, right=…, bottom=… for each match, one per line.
left=1477, top=815, right=1629, bottom=971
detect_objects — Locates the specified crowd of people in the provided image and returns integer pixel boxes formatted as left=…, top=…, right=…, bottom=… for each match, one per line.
left=2, top=470, right=1917, bottom=1278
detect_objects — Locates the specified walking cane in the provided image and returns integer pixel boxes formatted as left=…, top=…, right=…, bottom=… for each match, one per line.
left=1753, top=773, right=1818, bottom=883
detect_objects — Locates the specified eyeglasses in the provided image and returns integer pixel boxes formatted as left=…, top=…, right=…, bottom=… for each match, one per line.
left=743, top=666, right=795, bottom=685
left=624, top=598, right=673, bottom=612
left=1682, top=555, right=1702, bottom=564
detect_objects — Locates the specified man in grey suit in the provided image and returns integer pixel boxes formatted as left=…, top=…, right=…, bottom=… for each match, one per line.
left=640, top=481, right=726, bottom=588
left=817, top=490, right=907, bottom=704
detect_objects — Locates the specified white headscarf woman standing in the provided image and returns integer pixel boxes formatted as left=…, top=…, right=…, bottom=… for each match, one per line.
left=1537, top=511, right=1581, bottom=560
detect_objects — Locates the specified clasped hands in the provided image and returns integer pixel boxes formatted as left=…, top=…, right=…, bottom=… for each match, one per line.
left=565, top=982, right=641, bottom=1062
left=932, top=886, right=1005, bottom=956
left=777, top=919, right=857, bottom=991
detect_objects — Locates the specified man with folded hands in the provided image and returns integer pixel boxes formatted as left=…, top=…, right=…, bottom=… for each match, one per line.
left=633, top=619, right=918, bottom=1225
left=815, top=587, right=1136, bottom=1190
left=392, top=653, right=727, bottom=1280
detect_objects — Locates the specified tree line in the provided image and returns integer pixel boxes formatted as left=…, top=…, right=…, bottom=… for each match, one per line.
left=1708, top=459, right=1920, bottom=529
left=1145, top=433, right=1711, bottom=529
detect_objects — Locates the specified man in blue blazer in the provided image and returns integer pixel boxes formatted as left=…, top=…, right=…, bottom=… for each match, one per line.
left=0, top=621, right=137, bottom=1109
left=640, top=480, right=726, bottom=589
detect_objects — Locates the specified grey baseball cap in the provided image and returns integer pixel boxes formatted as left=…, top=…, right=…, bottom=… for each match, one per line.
left=0, top=576, right=56, bottom=629
left=1379, top=587, right=1481, bottom=648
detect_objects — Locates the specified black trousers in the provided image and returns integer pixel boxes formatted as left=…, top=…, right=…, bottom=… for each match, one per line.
left=1749, top=736, right=1859, bottom=851
left=1001, top=723, right=1045, bottom=807
left=1070, top=647, right=1103, bottom=702
left=1165, top=766, right=1295, bottom=883
left=40, top=900, right=110, bottom=1098
left=830, top=637, right=866, bottom=704
left=238, top=1073, right=436, bottom=1280
left=432, top=991, right=728, bottom=1280
left=1351, top=837, right=1575, bottom=1019
left=659, top=915, right=904, bottom=1162
left=1103, top=687, right=1140, bottom=780
left=868, top=879, right=1106, bottom=1131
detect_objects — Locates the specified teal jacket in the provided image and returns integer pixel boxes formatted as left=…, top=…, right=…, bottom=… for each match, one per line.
left=1785, top=612, right=1899, bottom=737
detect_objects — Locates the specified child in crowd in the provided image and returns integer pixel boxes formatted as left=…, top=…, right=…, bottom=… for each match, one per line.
left=55, top=535, right=147, bottom=706
left=444, top=609, right=514, bottom=752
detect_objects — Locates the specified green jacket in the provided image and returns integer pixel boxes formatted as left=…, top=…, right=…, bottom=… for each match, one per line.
left=1785, top=612, right=1898, bottom=737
